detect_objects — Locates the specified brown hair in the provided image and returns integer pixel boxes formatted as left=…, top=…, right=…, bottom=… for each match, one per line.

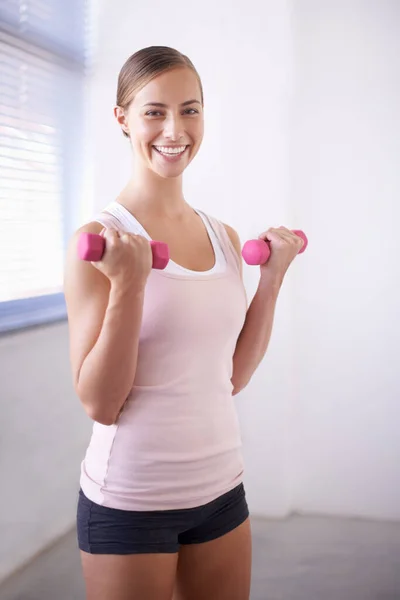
left=116, top=46, right=204, bottom=137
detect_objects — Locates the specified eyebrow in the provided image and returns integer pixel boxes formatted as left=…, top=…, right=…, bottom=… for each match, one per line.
left=143, top=99, right=202, bottom=108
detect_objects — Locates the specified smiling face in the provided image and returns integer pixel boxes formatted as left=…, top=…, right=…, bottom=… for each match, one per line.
left=115, top=67, right=204, bottom=179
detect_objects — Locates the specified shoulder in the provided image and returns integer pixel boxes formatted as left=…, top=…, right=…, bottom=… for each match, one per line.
left=222, top=222, right=243, bottom=277
left=222, top=223, right=241, bottom=255
left=64, top=221, right=109, bottom=299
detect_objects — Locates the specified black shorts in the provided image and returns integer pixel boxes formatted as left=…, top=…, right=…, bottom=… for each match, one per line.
left=77, top=483, right=249, bottom=554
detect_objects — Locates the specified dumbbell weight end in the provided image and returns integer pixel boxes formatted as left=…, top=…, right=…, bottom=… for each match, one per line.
left=77, top=232, right=170, bottom=270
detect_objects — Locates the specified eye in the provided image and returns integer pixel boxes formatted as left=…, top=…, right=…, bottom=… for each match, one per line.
left=183, top=108, right=199, bottom=115
left=145, top=110, right=163, bottom=117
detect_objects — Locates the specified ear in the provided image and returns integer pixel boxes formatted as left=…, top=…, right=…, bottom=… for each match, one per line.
left=114, top=106, right=130, bottom=136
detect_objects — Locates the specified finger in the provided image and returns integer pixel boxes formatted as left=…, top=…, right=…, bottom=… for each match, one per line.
left=277, top=226, right=294, bottom=239
left=103, top=230, right=123, bottom=253
left=292, top=231, right=305, bottom=249
left=279, top=228, right=304, bottom=248
left=119, top=232, right=145, bottom=246
left=271, top=227, right=299, bottom=241
left=278, top=226, right=304, bottom=242
left=103, top=228, right=120, bottom=241
left=122, top=233, right=150, bottom=246
left=258, top=228, right=283, bottom=243
left=276, top=230, right=303, bottom=251
left=275, top=226, right=294, bottom=238
left=259, top=228, right=301, bottom=249
left=119, top=232, right=132, bottom=243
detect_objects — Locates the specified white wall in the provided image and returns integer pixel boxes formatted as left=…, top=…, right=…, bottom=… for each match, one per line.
left=0, top=323, right=92, bottom=583
left=289, top=0, right=400, bottom=520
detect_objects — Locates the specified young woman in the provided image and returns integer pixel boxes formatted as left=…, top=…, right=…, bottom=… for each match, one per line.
left=64, top=45, right=303, bottom=600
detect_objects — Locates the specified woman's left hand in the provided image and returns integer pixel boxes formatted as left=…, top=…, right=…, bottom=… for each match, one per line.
left=258, top=226, right=305, bottom=286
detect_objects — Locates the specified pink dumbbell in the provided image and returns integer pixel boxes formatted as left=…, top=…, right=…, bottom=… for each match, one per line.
left=242, top=230, right=308, bottom=265
left=77, top=232, right=170, bottom=270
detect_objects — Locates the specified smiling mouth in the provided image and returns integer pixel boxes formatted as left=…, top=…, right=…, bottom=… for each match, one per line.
left=153, top=145, right=188, bottom=159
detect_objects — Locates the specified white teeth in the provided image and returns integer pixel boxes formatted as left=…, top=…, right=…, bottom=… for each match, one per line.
left=155, top=145, right=187, bottom=155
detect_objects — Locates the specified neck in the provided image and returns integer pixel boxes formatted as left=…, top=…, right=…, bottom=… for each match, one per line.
left=119, top=164, right=190, bottom=219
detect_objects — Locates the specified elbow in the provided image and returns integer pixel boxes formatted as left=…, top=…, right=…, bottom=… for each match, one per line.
left=85, top=403, right=118, bottom=426
left=232, top=386, right=244, bottom=396
left=231, top=379, right=248, bottom=396
left=90, top=412, right=117, bottom=426
left=75, top=384, right=119, bottom=426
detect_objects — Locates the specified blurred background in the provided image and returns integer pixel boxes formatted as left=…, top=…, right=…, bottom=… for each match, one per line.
left=0, top=0, right=399, bottom=598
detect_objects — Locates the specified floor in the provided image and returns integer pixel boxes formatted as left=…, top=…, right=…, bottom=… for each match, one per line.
left=1, top=515, right=399, bottom=600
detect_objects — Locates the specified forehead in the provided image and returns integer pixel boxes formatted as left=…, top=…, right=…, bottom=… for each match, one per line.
left=133, top=67, right=202, bottom=107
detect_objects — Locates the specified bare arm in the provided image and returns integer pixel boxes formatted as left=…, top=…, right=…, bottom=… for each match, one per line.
left=224, top=224, right=299, bottom=396
left=231, top=275, right=280, bottom=395
left=64, top=223, right=149, bottom=425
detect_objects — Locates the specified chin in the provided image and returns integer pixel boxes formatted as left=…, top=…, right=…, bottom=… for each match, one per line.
left=155, top=165, right=188, bottom=179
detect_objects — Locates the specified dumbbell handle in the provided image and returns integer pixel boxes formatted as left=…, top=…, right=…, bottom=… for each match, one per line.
left=242, top=230, right=308, bottom=265
left=77, top=232, right=170, bottom=270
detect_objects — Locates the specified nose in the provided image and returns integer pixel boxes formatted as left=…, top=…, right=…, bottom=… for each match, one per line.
left=163, top=113, right=184, bottom=142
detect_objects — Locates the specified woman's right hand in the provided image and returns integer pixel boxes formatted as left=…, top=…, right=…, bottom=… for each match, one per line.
left=91, top=228, right=153, bottom=291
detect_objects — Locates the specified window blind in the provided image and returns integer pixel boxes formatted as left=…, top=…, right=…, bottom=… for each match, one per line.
left=0, top=0, right=90, bottom=333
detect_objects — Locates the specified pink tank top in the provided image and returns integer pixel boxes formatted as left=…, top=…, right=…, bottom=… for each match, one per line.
left=79, top=206, right=248, bottom=510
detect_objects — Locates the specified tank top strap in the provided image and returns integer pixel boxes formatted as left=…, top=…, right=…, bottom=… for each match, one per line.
left=93, top=210, right=122, bottom=230
left=198, top=212, right=242, bottom=275
left=93, top=202, right=150, bottom=238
